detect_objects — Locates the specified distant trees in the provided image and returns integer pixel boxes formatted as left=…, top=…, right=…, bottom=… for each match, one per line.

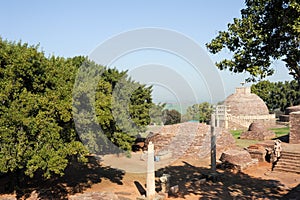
left=251, top=80, right=300, bottom=112
left=184, top=102, right=213, bottom=123
left=0, top=38, right=153, bottom=179
left=149, top=103, right=166, bottom=125
left=162, top=109, right=181, bottom=125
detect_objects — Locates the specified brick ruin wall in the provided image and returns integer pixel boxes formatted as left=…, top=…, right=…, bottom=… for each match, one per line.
left=146, top=122, right=236, bottom=160
left=290, top=111, right=300, bottom=144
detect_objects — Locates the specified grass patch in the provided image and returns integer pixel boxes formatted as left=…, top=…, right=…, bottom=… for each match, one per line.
left=229, top=126, right=290, bottom=148
left=230, top=130, right=243, bottom=139
left=235, top=139, right=259, bottom=148
left=270, top=127, right=289, bottom=137
left=229, top=130, right=258, bottom=148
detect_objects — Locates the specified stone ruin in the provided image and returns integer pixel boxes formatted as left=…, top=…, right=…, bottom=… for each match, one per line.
left=276, top=104, right=300, bottom=144
left=246, top=143, right=269, bottom=162
left=290, top=111, right=300, bottom=144
left=224, top=87, right=275, bottom=130
left=240, top=122, right=276, bottom=141
left=143, top=122, right=236, bottom=161
left=279, top=105, right=300, bottom=122
left=219, top=149, right=254, bottom=171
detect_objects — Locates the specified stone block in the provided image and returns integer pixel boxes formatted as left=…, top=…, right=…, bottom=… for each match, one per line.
left=290, top=111, right=300, bottom=144
left=220, top=149, right=253, bottom=169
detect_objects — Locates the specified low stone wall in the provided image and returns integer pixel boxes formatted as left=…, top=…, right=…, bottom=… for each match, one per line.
left=227, top=114, right=276, bottom=130
left=290, top=111, right=300, bottom=144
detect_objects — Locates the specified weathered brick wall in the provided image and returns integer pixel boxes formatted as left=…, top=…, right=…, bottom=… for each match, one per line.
left=146, top=122, right=235, bottom=160
left=290, top=111, right=300, bottom=144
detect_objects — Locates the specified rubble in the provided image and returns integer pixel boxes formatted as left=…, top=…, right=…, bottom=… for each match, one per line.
left=240, top=122, right=276, bottom=140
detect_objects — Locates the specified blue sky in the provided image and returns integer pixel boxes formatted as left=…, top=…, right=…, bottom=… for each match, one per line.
left=0, top=0, right=293, bottom=105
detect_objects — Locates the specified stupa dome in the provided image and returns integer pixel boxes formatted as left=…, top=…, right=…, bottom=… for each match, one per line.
left=225, top=87, right=269, bottom=116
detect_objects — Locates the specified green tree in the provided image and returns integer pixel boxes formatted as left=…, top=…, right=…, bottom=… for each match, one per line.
left=0, top=39, right=87, bottom=179
left=149, top=103, right=166, bottom=125
left=73, top=64, right=153, bottom=153
left=198, top=102, right=213, bottom=123
left=251, top=80, right=300, bottom=111
left=184, top=102, right=213, bottom=123
left=162, top=109, right=181, bottom=125
left=184, top=104, right=200, bottom=121
left=0, top=38, right=154, bottom=180
left=206, top=0, right=300, bottom=83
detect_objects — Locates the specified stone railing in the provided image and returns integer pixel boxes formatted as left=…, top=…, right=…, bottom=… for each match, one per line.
left=227, top=114, right=276, bottom=129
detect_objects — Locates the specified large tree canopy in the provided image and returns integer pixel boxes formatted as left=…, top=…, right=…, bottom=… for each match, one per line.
left=0, top=39, right=88, bottom=179
left=73, top=65, right=153, bottom=154
left=0, top=38, right=153, bottom=179
left=206, top=0, right=300, bottom=83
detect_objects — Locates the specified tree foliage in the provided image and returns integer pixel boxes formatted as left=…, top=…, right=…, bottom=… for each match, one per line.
left=0, top=39, right=88, bottom=179
left=0, top=38, right=153, bottom=179
left=206, top=0, right=300, bottom=83
left=149, top=103, right=166, bottom=125
left=251, top=80, right=300, bottom=112
left=162, top=109, right=181, bottom=125
left=73, top=64, right=153, bottom=154
left=184, top=102, right=213, bottom=123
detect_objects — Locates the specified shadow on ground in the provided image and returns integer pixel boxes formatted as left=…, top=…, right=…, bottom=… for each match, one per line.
left=275, top=134, right=289, bottom=143
left=156, top=161, right=291, bottom=199
left=282, top=183, right=300, bottom=199
left=0, top=156, right=124, bottom=199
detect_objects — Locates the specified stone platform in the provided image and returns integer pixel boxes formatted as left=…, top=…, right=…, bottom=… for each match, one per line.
left=247, top=141, right=300, bottom=174
left=273, top=143, right=300, bottom=174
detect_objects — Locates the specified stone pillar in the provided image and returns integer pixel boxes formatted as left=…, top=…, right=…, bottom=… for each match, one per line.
left=290, top=111, right=300, bottom=144
left=211, top=113, right=216, bottom=173
left=147, top=142, right=155, bottom=199
left=224, top=117, right=228, bottom=130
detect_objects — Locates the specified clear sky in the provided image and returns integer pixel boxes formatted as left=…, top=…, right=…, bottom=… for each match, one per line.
left=0, top=0, right=293, bottom=105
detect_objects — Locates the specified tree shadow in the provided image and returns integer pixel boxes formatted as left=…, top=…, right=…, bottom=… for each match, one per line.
left=134, top=181, right=146, bottom=196
left=274, top=134, right=289, bottom=143
left=281, top=183, right=300, bottom=199
left=155, top=161, right=287, bottom=199
left=0, top=156, right=125, bottom=199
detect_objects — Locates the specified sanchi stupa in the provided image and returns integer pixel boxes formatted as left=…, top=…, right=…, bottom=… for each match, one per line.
left=223, top=87, right=276, bottom=130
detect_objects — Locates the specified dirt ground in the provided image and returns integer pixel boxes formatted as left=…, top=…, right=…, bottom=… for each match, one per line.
left=1, top=151, right=299, bottom=200
left=83, top=153, right=300, bottom=200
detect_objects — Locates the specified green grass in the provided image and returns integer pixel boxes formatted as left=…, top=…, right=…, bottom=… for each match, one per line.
left=229, top=127, right=290, bottom=148
left=270, top=127, right=290, bottom=137
left=230, top=130, right=243, bottom=139
left=229, top=130, right=258, bottom=148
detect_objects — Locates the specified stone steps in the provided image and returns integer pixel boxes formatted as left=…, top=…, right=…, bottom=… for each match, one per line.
left=277, top=158, right=300, bottom=165
left=280, top=152, right=300, bottom=159
left=276, top=161, right=300, bottom=169
left=279, top=154, right=300, bottom=161
left=273, top=167, right=300, bottom=174
left=273, top=150, right=300, bottom=174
